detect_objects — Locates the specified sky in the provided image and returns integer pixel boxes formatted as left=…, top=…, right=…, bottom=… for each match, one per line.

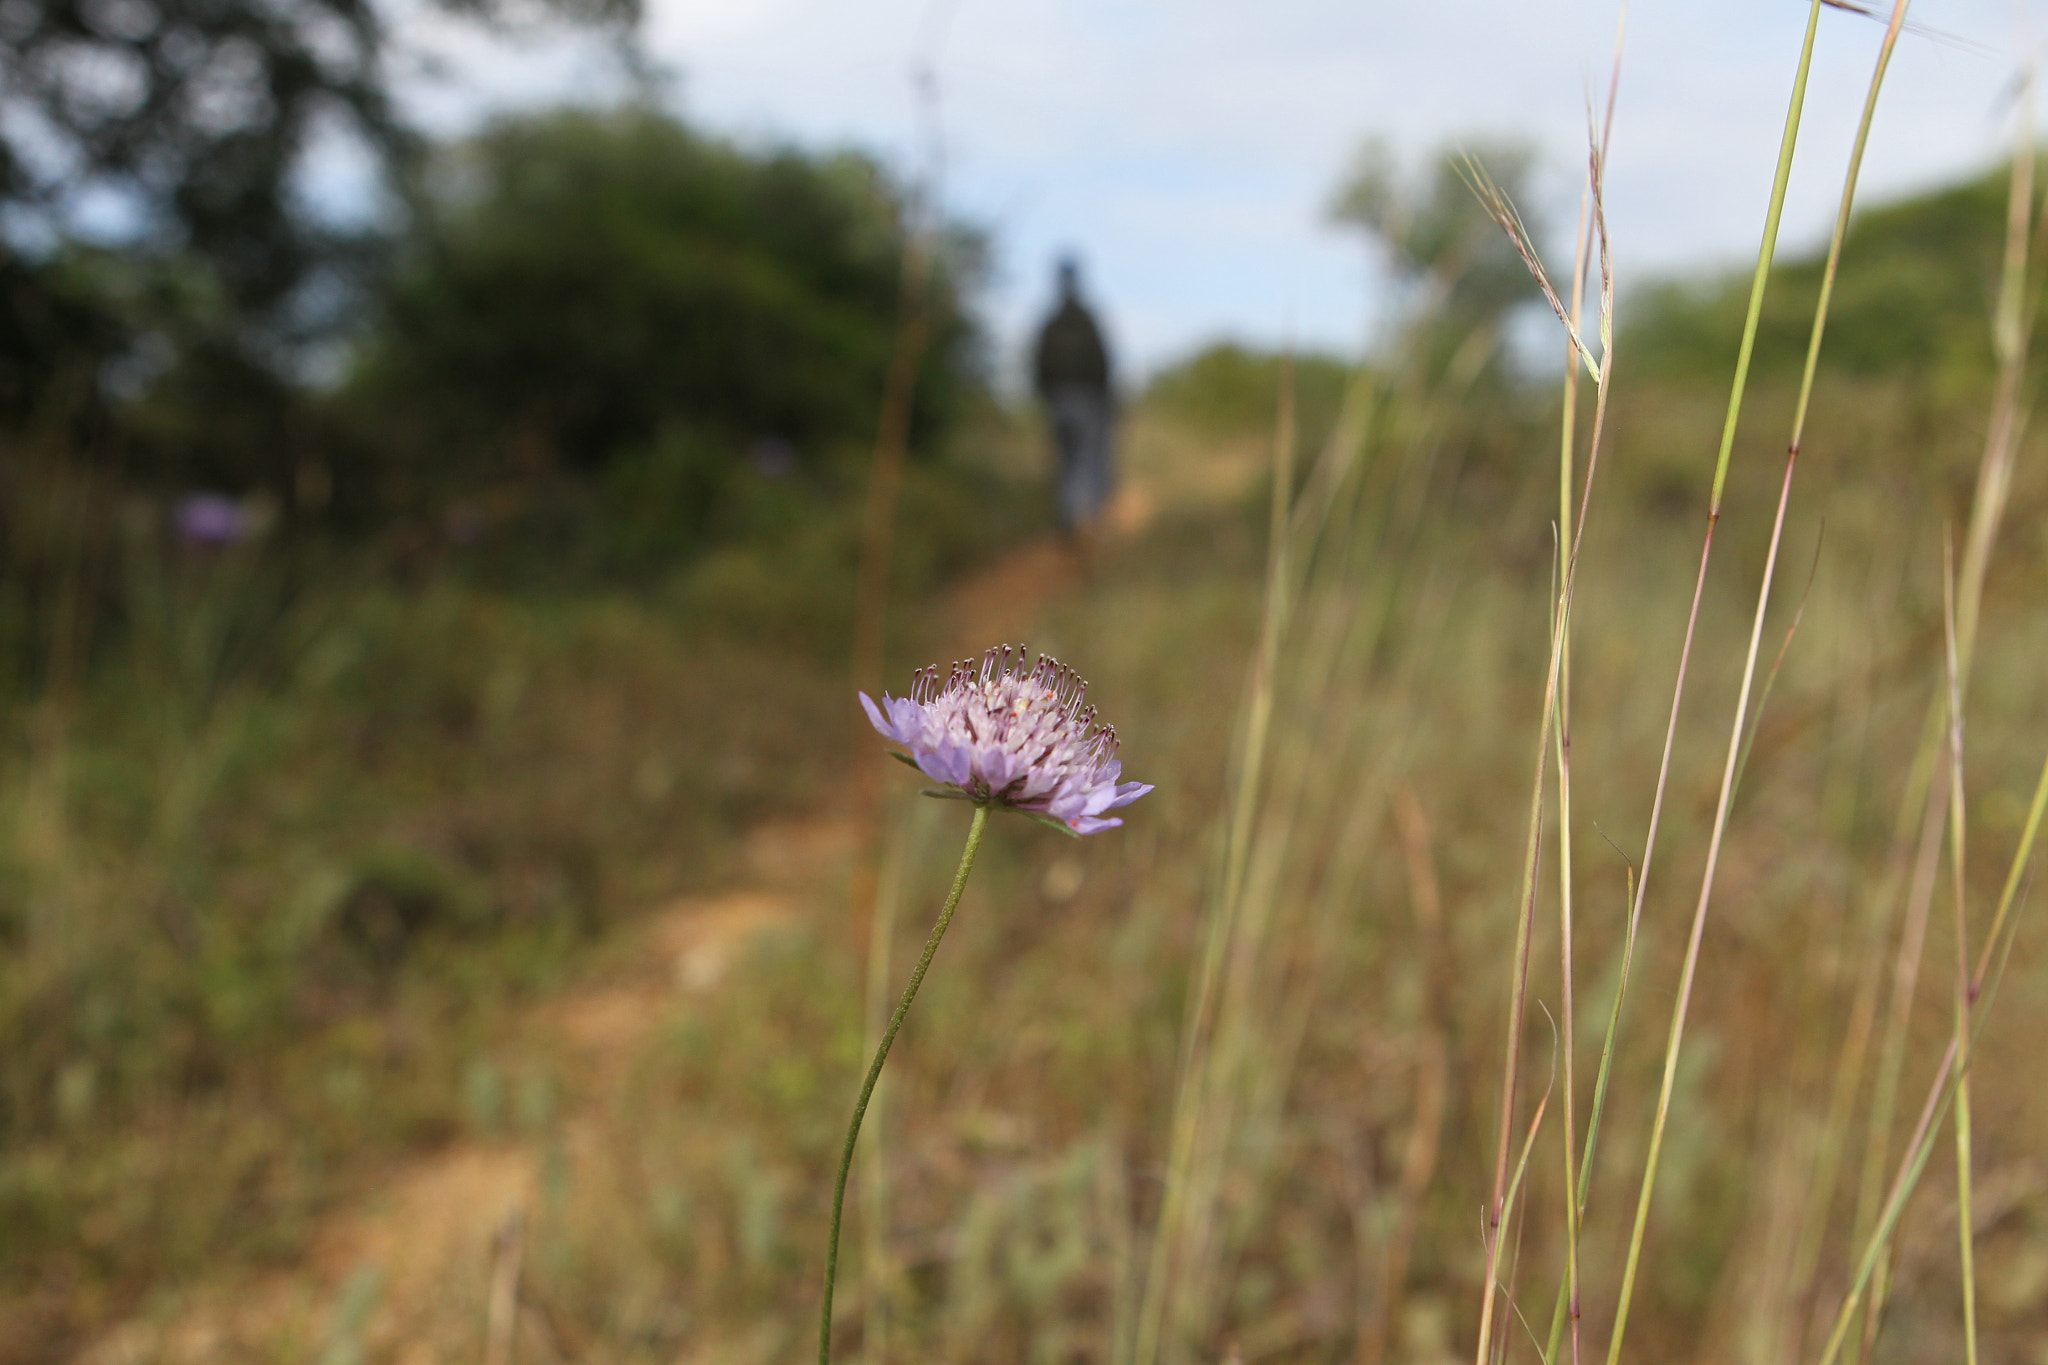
left=387, top=1, right=2040, bottom=379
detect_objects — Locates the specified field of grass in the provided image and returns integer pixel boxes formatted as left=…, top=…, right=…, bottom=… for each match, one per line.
left=7, top=13, right=2048, bottom=1365
left=4, top=332, right=2043, bottom=1364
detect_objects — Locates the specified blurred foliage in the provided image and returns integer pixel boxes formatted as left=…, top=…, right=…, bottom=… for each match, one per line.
left=0, top=0, right=633, bottom=510
left=0, top=0, right=395, bottom=336
left=5, top=92, right=2046, bottom=1365
left=341, top=106, right=987, bottom=521
left=0, top=99, right=1001, bottom=711
left=0, top=252, right=127, bottom=432
left=1329, top=138, right=1545, bottom=375
left=1142, top=343, right=1353, bottom=450
left=1630, top=160, right=2019, bottom=394
left=0, top=429, right=1037, bottom=1331
left=0, top=0, right=637, bottom=349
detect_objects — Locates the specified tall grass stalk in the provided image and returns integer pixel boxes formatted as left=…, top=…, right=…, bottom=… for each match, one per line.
left=1130, top=367, right=1300, bottom=1365
left=819, top=804, right=988, bottom=1365
left=1813, top=745, right=2048, bottom=1365
left=1459, top=128, right=1624, bottom=1360
left=1551, top=129, right=1593, bottom=1365
left=1549, top=19, right=1626, bottom=1359
left=1718, top=8, right=1919, bottom=1343
left=1603, top=5, right=1877, bottom=1360
left=1846, top=77, right=2035, bottom=1356
left=1938, top=544, right=1978, bottom=1365
left=1469, top=129, right=1620, bottom=1363
left=1621, top=0, right=1917, bottom=1341
left=857, top=794, right=934, bottom=1365
left=1134, top=338, right=1451, bottom=1362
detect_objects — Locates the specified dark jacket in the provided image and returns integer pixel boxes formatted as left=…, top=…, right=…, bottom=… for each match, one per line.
left=1033, top=300, right=1111, bottom=397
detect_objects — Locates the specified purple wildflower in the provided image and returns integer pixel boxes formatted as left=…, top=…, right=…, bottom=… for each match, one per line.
left=174, top=493, right=249, bottom=547
left=861, top=645, right=1153, bottom=835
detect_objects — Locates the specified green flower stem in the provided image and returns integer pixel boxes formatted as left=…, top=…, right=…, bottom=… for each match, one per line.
left=817, top=801, right=988, bottom=1365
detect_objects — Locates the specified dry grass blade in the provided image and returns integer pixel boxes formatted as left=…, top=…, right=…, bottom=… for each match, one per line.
left=1491, top=1049, right=1556, bottom=1365
left=1939, top=537, right=1980, bottom=1365
left=1472, top=21, right=1626, bottom=1356
left=1130, top=375, right=1300, bottom=1365
left=1848, top=62, right=2031, bottom=1356
left=1359, top=791, right=1453, bottom=1365
left=1608, top=5, right=1899, bottom=1361
left=1729, top=523, right=1826, bottom=805
left=1813, top=747, right=2048, bottom=1365
left=1461, top=159, right=1602, bottom=384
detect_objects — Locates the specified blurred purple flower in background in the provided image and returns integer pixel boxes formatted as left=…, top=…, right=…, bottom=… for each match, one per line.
left=748, top=435, right=799, bottom=479
left=861, top=645, right=1153, bottom=835
left=173, top=493, right=249, bottom=548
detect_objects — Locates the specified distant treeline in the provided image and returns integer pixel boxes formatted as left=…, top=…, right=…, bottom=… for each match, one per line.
left=2, top=104, right=985, bottom=550
left=1629, top=161, right=2024, bottom=392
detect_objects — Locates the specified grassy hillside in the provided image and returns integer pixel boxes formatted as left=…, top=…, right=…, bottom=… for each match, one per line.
left=4, top=122, right=2048, bottom=1365
left=1632, top=162, right=2018, bottom=394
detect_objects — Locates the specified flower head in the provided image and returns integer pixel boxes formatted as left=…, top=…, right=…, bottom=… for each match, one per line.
left=861, top=645, right=1153, bottom=835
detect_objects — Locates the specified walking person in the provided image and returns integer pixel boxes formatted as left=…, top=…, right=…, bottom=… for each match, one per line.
left=1032, top=256, right=1116, bottom=536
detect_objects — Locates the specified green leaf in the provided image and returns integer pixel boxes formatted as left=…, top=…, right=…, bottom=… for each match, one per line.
left=888, top=750, right=921, bottom=769
left=920, top=788, right=975, bottom=802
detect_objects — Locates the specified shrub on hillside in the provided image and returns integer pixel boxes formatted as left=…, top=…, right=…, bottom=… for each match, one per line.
left=1630, top=164, right=2019, bottom=393
left=345, top=106, right=987, bottom=529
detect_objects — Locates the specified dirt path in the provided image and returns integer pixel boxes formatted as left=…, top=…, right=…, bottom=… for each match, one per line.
left=81, top=813, right=857, bottom=1365
left=74, top=485, right=1181, bottom=1364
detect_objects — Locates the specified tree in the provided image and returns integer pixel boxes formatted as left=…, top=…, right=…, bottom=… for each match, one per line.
left=343, top=105, right=986, bottom=542
left=0, top=0, right=636, bottom=493
left=1, top=0, right=401, bottom=341
left=1329, top=138, right=1545, bottom=372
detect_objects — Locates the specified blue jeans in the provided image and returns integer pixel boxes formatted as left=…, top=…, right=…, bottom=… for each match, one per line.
left=1047, top=386, right=1114, bottom=531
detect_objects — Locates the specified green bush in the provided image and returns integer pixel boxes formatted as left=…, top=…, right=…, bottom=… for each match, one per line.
left=1144, top=342, right=1354, bottom=448
left=346, top=105, right=987, bottom=528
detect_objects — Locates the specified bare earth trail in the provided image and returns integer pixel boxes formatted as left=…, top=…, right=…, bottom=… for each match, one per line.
left=77, top=480, right=1181, bottom=1365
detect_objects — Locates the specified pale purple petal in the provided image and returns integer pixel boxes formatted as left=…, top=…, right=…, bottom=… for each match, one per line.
left=980, top=746, right=1018, bottom=793
left=859, top=648, right=1150, bottom=836
left=1046, top=787, right=1093, bottom=823
left=917, top=736, right=972, bottom=788
left=1078, top=784, right=1123, bottom=817
left=886, top=696, right=926, bottom=741
left=1010, top=767, right=1060, bottom=803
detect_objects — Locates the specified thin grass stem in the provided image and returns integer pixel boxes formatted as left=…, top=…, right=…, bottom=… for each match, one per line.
left=1939, top=540, right=1979, bottom=1365
left=819, top=803, right=988, bottom=1365
left=1729, top=526, right=1825, bottom=805
left=1493, top=1060, right=1556, bottom=1365
left=1812, top=747, right=2048, bottom=1365
left=1132, top=367, right=1298, bottom=1365
left=1602, top=15, right=1825, bottom=1364
left=1472, top=644, right=1551, bottom=1365
left=1475, top=45, right=1623, bottom=1363
left=1852, top=67, right=2029, bottom=1353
